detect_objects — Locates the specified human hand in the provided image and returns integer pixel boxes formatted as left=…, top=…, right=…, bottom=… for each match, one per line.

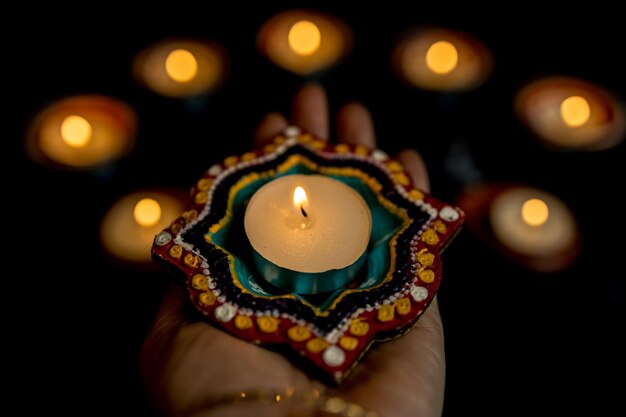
left=141, top=84, right=445, bottom=417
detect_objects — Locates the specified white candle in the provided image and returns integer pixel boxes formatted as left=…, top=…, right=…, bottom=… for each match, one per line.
left=244, top=174, right=371, bottom=293
left=489, top=187, right=577, bottom=258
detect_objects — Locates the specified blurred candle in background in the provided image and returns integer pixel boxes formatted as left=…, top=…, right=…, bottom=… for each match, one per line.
left=134, top=39, right=227, bottom=98
left=516, top=77, right=625, bottom=150
left=392, top=28, right=492, bottom=91
left=26, top=96, right=136, bottom=169
left=257, top=10, right=352, bottom=76
left=100, top=189, right=186, bottom=265
left=458, top=184, right=580, bottom=272
left=490, top=187, right=578, bottom=259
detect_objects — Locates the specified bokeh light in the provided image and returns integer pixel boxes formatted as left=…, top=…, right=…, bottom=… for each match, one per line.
left=27, top=96, right=136, bottom=169
left=459, top=184, right=580, bottom=273
left=521, top=198, right=549, bottom=227
left=393, top=28, right=492, bottom=91
left=288, top=20, right=321, bottom=55
left=258, top=10, right=351, bottom=75
left=489, top=187, right=578, bottom=262
left=60, top=115, right=92, bottom=148
left=516, top=77, right=625, bottom=150
left=134, top=39, right=226, bottom=98
left=560, top=95, right=591, bottom=127
left=165, top=49, right=198, bottom=83
left=101, top=190, right=186, bottom=265
left=425, top=41, right=458, bottom=75
left=133, top=198, right=162, bottom=227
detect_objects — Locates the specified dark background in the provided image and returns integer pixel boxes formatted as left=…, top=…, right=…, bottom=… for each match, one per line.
left=12, top=5, right=625, bottom=416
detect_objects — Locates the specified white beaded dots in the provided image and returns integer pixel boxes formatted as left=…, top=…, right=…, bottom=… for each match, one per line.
left=215, top=303, right=237, bottom=322
left=371, top=149, right=388, bottom=162
left=284, top=126, right=301, bottom=137
left=323, top=346, right=346, bottom=367
left=439, top=206, right=459, bottom=222
left=208, top=164, right=222, bottom=176
left=410, top=286, right=429, bottom=302
left=154, top=232, right=172, bottom=246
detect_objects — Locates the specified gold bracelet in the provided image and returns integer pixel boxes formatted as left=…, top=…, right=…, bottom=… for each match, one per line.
left=223, top=388, right=380, bottom=417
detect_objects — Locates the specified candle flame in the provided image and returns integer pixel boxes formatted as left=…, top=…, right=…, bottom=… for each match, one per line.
left=165, top=49, right=198, bottom=83
left=521, top=198, right=549, bottom=227
left=288, top=20, right=321, bottom=55
left=560, top=95, right=590, bottom=127
left=134, top=198, right=162, bottom=227
left=293, top=186, right=308, bottom=217
left=426, top=40, right=458, bottom=75
left=61, top=115, right=92, bottom=148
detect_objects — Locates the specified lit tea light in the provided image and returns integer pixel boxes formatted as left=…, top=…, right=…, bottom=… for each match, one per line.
left=288, top=20, right=321, bottom=55
left=490, top=187, right=578, bottom=261
left=458, top=184, right=580, bottom=272
left=244, top=175, right=371, bottom=294
left=60, top=115, right=92, bottom=147
left=516, top=77, right=625, bottom=150
left=393, top=28, right=492, bottom=91
left=134, top=39, right=226, bottom=98
left=134, top=198, right=162, bottom=227
left=425, top=40, right=458, bottom=75
left=521, top=198, right=549, bottom=227
left=165, top=49, right=198, bottom=83
left=257, top=10, right=352, bottom=75
left=26, top=96, right=136, bottom=169
left=101, top=190, right=186, bottom=265
left=560, top=95, right=590, bottom=127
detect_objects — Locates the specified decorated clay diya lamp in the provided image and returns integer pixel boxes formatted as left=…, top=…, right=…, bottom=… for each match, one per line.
left=152, top=127, right=463, bottom=382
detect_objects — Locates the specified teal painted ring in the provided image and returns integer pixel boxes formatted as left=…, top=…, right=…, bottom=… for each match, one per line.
left=252, top=248, right=368, bottom=294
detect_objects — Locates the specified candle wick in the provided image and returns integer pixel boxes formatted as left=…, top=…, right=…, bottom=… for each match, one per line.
left=300, top=205, right=308, bottom=218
